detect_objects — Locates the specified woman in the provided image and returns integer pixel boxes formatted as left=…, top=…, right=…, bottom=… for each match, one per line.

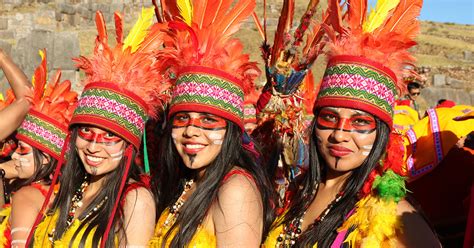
left=264, top=0, right=439, bottom=246
left=27, top=9, right=170, bottom=247
left=3, top=49, right=78, bottom=248
left=150, top=0, right=274, bottom=246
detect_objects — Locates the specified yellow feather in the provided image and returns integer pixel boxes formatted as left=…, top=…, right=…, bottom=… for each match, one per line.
left=177, top=0, right=193, bottom=26
left=123, top=7, right=155, bottom=53
left=363, top=0, right=400, bottom=33
left=0, top=94, right=4, bottom=102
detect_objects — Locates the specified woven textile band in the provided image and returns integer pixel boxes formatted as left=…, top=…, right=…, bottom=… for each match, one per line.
left=244, top=103, right=257, bottom=124
left=70, top=82, right=148, bottom=149
left=16, top=110, right=68, bottom=160
left=315, top=55, right=397, bottom=126
left=169, top=66, right=245, bottom=130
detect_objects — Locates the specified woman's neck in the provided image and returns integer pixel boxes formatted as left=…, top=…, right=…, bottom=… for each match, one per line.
left=87, top=174, right=107, bottom=196
left=321, top=168, right=352, bottom=191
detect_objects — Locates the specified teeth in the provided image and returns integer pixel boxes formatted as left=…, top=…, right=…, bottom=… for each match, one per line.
left=185, top=144, right=205, bottom=149
left=87, top=155, right=104, bottom=162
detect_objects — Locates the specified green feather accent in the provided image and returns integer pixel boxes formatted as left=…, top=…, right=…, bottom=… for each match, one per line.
left=372, top=169, right=407, bottom=203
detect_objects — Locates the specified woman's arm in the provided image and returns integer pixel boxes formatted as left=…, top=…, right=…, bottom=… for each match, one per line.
left=10, top=186, right=46, bottom=248
left=0, top=49, right=31, bottom=140
left=396, top=199, right=441, bottom=247
left=213, top=173, right=264, bottom=247
left=122, top=187, right=156, bottom=247
left=0, top=49, right=31, bottom=99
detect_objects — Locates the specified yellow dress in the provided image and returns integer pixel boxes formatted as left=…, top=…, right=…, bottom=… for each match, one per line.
left=33, top=211, right=101, bottom=247
left=149, top=208, right=216, bottom=247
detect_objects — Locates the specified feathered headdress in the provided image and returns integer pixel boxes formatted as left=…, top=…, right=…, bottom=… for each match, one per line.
left=0, top=89, right=17, bottom=158
left=316, top=0, right=423, bottom=127
left=16, top=49, right=78, bottom=160
left=153, top=0, right=261, bottom=130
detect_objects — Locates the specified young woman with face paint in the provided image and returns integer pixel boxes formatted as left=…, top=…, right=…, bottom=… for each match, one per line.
left=264, top=0, right=439, bottom=246
left=149, top=0, right=275, bottom=246
left=0, top=49, right=78, bottom=248
left=26, top=10, right=170, bottom=247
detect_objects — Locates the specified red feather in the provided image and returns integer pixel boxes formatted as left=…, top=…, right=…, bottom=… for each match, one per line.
left=95, top=11, right=107, bottom=45
left=327, top=0, right=344, bottom=34
left=161, top=0, right=180, bottom=21
left=270, top=0, right=294, bottom=67
left=114, top=12, right=123, bottom=45
left=217, top=0, right=256, bottom=37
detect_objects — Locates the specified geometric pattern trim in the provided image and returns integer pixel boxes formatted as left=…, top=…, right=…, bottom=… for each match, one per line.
left=70, top=82, right=148, bottom=149
left=16, top=110, right=68, bottom=160
left=169, top=66, right=244, bottom=129
left=315, top=55, right=398, bottom=126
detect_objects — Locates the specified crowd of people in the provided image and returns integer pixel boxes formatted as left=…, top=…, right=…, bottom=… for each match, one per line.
left=0, top=0, right=472, bottom=247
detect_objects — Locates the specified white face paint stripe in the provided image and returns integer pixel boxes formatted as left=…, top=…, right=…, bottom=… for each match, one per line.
left=110, top=150, right=124, bottom=161
left=208, top=133, right=223, bottom=140
left=213, top=140, right=223, bottom=145
left=19, top=158, right=32, bottom=167
left=361, top=145, right=373, bottom=150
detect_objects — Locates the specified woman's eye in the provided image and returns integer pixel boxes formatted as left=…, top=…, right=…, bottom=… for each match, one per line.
left=352, top=118, right=372, bottom=126
left=80, top=127, right=90, bottom=133
left=105, top=132, right=116, bottom=138
left=175, top=114, right=188, bottom=121
left=321, top=114, right=337, bottom=122
left=202, top=117, right=217, bottom=123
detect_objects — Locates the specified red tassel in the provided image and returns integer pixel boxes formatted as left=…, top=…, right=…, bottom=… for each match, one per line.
left=101, top=145, right=134, bottom=248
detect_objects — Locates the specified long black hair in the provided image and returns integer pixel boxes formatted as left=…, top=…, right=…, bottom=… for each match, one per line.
left=277, top=114, right=390, bottom=247
left=152, top=118, right=275, bottom=247
left=11, top=146, right=56, bottom=192
left=29, top=126, right=142, bottom=248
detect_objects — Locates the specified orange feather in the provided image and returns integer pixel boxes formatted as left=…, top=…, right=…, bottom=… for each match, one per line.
left=327, top=0, right=345, bottom=34
left=378, top=0, right=422, bottom=39
left=95, top=11, right=107, bottom=45
left=347, top=0, right=367, bottom=30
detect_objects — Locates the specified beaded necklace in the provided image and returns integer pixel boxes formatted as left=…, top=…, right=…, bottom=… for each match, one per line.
left=276, top=186, right=344, bottom=247
left=163, top=179, right=194, bottom=227
left=67, top=176, right=90, bottom=226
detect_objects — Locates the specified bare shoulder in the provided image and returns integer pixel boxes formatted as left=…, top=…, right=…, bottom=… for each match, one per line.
left=123, top=186, right=155, bottom=212
left=218, top=169, right=259, bottom=199
left=12, top=185, right=46, bottom=206
left=396, top=199, right=441, bottom=247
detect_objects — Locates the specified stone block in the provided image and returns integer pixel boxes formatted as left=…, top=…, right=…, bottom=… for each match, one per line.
left=448, top=78, right=468, bottom=89
left=0, top=40, right=12, bottom=56
left=470, top=91, right=474, bottom=105
left=96, top=3, right=111, bottom=14
left=52, top=31, right=80, bottom=70
left=55, top=10, right=65, bottom=22
left=77, top=6, right=93, bottom=20
left=433, top=74, right=446, bottom=87
left=110, top=3, right=124, bottom=12
left=58, top=2, right=76, bottom=15
left=0, top=18, right=8, bottom=30
left=464, top=50, right=473, bottom=61
left=0, top=30, right=15, bottom=40
left=15, top=29, right=55, bottom=77
left=66, top=13, right=81, bottom=26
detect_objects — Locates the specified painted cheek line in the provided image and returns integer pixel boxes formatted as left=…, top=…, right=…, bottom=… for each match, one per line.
left=213, top=140, right=223, bottom=145
left=110, top=151, right=124, bottom=161
left=19, top=158, right=32, bottom=167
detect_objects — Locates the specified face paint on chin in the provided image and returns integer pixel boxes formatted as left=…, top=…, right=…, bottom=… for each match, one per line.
left=189, top=155, right=196, bottom=167
left=90, top=166, right=98, bottom=175
left=335, top=157, right=340, bottom=169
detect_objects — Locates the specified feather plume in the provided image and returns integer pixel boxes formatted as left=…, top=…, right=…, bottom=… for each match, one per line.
left=161, top=0, right=180, bottom=21
left=252, top=12, right=265, bottom=41
left=95, top=11, right=107, bottom=45
left=363, top=0, right=400, bottom=33
left=270, top=0, right=294, bottom=66
left=114, top=12, right=123, bottom=45
left=123, top=7, right=155, bottom=53
left=32, top=49, right=47, bottom=102
left=327, top=0, right=345, bottom=34
left=378, top=0, right=422, bottom=38
left=217, top=0, right=256, bottom=37
left=347, top=0, right=367, bottom=30
left=177, top=0, right=193, bottom=26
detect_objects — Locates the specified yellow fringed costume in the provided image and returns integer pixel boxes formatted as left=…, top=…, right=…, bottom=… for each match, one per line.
left=148, top=208, right=216, bottom=247
left=33, top=211, right=98, bottom=247
left=0, top=205, right=11, bottom=247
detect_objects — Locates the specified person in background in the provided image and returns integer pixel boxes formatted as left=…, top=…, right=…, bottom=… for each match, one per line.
left=402, top=81, right=422, bottom=118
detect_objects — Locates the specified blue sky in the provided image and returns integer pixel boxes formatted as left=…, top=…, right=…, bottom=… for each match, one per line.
left=367, top=0, right=474, bottom=25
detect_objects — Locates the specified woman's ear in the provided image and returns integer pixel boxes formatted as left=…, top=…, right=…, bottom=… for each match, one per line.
left=42, top=153, right=51, bottom=165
